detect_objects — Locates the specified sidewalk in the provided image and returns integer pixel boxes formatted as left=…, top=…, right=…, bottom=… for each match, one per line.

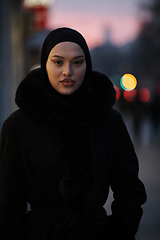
left=105, top=112, right=160, bottom=239
left=136, top=141, right=160, bottom=240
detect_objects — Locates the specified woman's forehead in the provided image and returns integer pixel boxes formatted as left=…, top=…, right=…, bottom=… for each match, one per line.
left=49, top=42, right=85, bottom=57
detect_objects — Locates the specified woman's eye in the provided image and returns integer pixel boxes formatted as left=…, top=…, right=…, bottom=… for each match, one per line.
left=52, top=60, right=63, bottom=66
left=56, top=61, right=63, bottom=66
left=73, top=60, right=84, bottom=66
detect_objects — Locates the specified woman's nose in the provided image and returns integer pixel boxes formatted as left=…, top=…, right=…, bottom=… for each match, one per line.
left=63, top=63, right=73, bottom=77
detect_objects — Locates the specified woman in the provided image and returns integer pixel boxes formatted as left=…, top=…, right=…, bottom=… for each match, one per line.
left=0, top=27, right=146, bottom=240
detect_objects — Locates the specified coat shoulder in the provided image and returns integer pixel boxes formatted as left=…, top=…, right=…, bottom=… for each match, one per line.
left=5, top=109, right=29, bottom=127
left=107, top=108, right=122, bottom=119
left=3, top=109, right=34, bottom=137
left=104, top=108, right=124, bottom=127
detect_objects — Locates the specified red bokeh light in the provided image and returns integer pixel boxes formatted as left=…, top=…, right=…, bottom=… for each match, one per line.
left=124, top=89, right=137, bottom=102
left=114, top=86, right=121, bottom=100
left=138, top=88, right=150, bottom=102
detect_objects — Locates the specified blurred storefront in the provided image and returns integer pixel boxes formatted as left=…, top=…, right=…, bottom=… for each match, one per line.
left=0, top=0, right=33, bottom=130
left=0, top=0, right=54, bottom=130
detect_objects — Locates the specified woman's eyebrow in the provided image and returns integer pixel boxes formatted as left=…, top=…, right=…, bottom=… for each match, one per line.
left=74, top=55, right=84, bottom=59
left=51, top=55, right=84, bottom=59
left=52, top=55, right=64, bottom=59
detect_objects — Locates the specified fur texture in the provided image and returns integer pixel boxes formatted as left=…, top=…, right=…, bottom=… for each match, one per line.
left=15, top=68, right=116, bottom=238
left=15, top=68, right=116, bottom=123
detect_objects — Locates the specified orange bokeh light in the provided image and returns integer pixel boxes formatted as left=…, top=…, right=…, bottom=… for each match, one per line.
left=120, top=74, right=137, bottom=91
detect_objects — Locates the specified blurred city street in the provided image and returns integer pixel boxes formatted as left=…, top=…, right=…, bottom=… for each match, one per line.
left=105, top=115, right=160, bottom=240
left=136, top=140, right=160, bottom=240
left=122, top=113, right=160, bottom=240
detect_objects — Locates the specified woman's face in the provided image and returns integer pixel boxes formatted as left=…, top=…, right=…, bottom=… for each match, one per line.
left=46, top=42, right=87, bottom=95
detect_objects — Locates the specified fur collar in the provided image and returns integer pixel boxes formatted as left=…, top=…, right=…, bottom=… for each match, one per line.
left=15, top=68, right=116, bottom=123
left=15, top=68, right=116, bottom=239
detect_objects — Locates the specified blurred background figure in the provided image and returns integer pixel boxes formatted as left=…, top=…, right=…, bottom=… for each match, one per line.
left=0, top=0, right=160, bottom=239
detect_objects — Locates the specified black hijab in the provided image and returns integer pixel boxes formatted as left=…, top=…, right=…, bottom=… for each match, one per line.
left=41, top=27, right=92, bottom=105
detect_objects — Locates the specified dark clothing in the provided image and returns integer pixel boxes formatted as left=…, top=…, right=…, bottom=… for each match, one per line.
left=0, top=68, right=146, bottom=240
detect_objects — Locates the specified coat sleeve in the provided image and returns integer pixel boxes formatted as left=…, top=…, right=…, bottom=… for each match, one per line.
left=0, top=119, right=27, bottom=240
left=108, top=113, right=147, bottom=239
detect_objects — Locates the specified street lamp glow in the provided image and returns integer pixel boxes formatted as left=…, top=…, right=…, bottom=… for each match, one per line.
left=23, top=0, right=54, bottom=7
left=120, top=73, right=137, bottom=91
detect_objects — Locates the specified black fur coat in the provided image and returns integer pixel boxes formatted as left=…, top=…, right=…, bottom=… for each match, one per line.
left=0, top=68, right=147, bottom=240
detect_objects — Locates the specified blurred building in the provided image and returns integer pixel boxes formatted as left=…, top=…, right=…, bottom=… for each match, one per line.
left=0, top=0, right=33, bottom=130
left=0, top=0, right=53, bottom=131
left=23, top=0, right=53, bottom=70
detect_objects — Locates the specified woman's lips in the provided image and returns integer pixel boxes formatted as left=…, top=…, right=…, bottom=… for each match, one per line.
left=60, top=79, right=75, bottom=87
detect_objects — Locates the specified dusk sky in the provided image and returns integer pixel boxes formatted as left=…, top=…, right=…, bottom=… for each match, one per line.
left=46, top=0, right=152, bottom=49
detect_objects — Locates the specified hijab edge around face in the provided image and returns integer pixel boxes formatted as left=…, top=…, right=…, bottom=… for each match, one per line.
left=40, top=27, right=92, bottom=102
